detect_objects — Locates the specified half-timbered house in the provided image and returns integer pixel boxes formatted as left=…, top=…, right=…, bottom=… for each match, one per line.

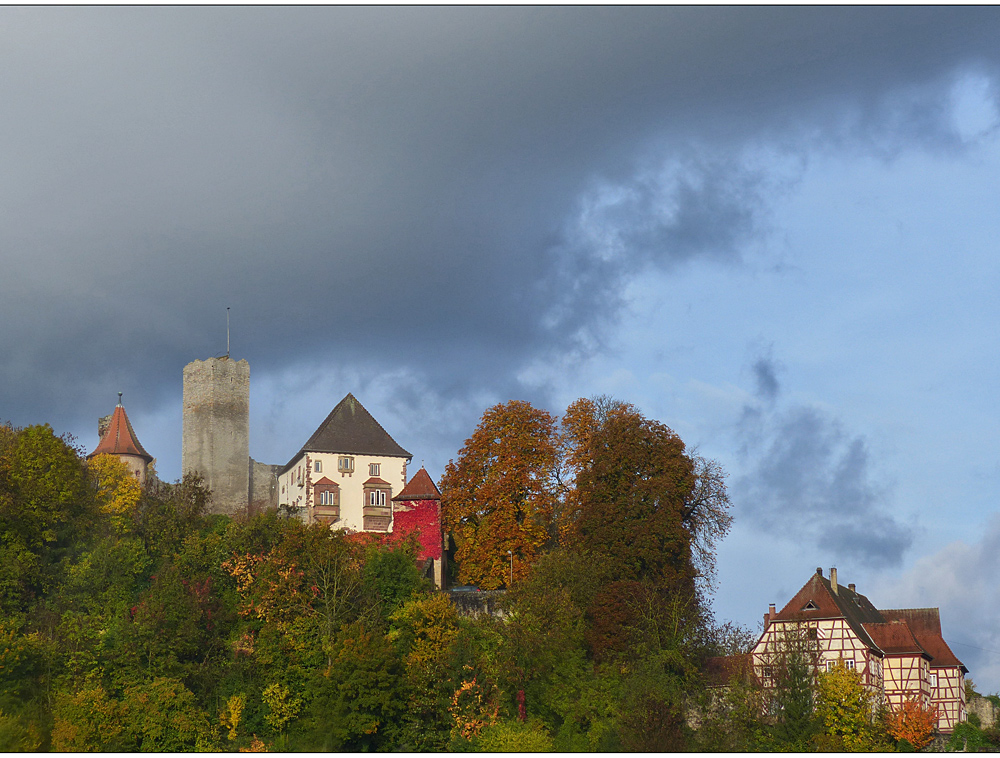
left=751, top=567, right=967, bottom=733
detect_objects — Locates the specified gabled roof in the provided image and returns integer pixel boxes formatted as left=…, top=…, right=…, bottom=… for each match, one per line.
left=88, top=402, right=153, bottom=463
left=282, top=394, right=412, bottom=473
left=863, top=620, right=929, bottom=658
left=882, top=608, right=967, bottom=672
left=393, top=467, right=441, bottom=502
left=772, top=570, right=885, bottom=651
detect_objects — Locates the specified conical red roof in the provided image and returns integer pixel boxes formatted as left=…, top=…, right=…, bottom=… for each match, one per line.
left=392, top=467, right=441, bottom=501
left=88, top=403, right=153, bottom=463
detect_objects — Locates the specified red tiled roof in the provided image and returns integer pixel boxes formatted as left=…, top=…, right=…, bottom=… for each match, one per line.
left=313, top=477, right=338, bottom=487
left=393, top=467, right=441, bottom=502
left=766, top=570, right=967, bottom=674
left=863, top=620, right=928, bottom=657
left=881, top=608, right=967, bottom=672
left=363, top=477, right=391, bottom=487
left=771, top=571, right=884, bottom=651
left=88, top=403, right=152, bottom=463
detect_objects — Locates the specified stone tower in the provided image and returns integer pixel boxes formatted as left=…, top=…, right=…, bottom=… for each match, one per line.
left=182, top=357, right=250, bottom=515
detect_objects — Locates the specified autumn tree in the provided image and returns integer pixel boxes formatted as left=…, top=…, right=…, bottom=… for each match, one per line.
left=440, top=400, right=559, bottom=589
left=886, top=695, right=937, bottom=750
left=561, top=397, right=697, bottom=593
left=87, top=453, right=143, bottom=533
left=813, top=659, right=890, bottom=751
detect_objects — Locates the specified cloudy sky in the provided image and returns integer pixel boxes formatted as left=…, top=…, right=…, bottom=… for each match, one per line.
left=5, top=6, right=1000, bottom=689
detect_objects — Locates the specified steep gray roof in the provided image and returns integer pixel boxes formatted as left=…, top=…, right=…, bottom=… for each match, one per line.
left=282, top=393, right=412, bottom=473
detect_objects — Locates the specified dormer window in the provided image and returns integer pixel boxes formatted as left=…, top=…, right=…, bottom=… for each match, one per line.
left=803, top=600, right=818, bottom=611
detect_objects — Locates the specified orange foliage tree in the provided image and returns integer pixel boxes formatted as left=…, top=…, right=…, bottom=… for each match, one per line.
left=886, top=695, right=938, bottom=749
left=440, top=400, right=559, bottom=589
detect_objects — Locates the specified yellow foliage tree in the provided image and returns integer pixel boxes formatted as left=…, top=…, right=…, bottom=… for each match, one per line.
left=88, top=454, right=142, bottom=532
left=262, top=682, right=302, bottom=734
left=220, top=693, right=246, bottom=743
left=813, top=660, right=890, bottom=752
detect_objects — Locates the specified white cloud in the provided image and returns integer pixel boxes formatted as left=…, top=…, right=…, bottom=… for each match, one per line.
left=871, top=515, right=1000, bottom=693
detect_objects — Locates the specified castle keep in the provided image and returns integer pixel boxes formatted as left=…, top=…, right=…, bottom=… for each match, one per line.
left=182, top=357, right=251, bottom=515
left=89, top=354, right=445, bottom=587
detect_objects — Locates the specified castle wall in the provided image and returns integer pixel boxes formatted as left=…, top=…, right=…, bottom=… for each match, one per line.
left=249, top=458, right=281, bottom=514
left=182, top=357, right=250, bottom=516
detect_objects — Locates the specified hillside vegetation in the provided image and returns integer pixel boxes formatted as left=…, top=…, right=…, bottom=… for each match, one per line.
left=0, top=401, right=982, bottom=751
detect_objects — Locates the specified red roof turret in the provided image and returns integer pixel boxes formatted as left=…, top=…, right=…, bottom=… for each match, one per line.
left=393, top=467, right=441, bottom=502
left=88, top=400, right=153, bottom=463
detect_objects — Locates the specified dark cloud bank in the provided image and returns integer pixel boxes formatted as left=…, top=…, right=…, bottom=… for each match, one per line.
left=3, top=7, right=1000, bottom=479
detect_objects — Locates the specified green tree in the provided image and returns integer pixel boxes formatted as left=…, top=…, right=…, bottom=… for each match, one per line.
left=0, top=424, right=99, bottom=613
left=441, top=400, right=559, bottom=589
left=308, top=621, right=405, bottom=751
left=476, top=718, right=554, bottom=751
left=389, top=592, right=464, bottom=750
left=363, top=543, right=429, bottom=620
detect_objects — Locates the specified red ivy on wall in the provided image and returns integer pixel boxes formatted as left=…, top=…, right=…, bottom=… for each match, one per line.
left=345, top=499, right=442, bottom=561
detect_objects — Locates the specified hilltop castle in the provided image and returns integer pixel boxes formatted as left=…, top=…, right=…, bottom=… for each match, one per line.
left=89, top=355, right=445, bottom=587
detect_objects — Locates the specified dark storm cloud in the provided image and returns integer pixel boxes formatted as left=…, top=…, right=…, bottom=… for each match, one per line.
left=3, top=7, right=1000, bottom=439
left=735, top=397, right=913, bottom=569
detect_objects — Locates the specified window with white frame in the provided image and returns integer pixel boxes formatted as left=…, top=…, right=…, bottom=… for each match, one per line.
left=369, top=489, right=386, bottom=507
left=338, top=456, right=354, bottom=473
left=930, top=673, right=938, bottom=688
left=320, top=490, right=337, bottom=505
left=844, top=659, right=855, bottom=671
left=369, top=462, right=380, bottom=477
left=315, top=460, right=322, bottom=473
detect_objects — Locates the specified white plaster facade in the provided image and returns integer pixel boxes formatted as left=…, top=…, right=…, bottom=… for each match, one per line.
left=278, top=451, right=409, bottom=532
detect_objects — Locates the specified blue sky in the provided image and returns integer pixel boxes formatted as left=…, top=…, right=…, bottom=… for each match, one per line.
left=4, top=7, right=1000, bottom=690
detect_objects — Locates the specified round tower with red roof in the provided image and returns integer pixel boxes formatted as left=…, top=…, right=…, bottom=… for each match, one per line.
left=88, top=393, right=154, bottom=485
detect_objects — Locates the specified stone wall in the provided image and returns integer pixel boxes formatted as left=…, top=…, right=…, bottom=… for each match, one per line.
left=447, top=590, right=507, bottom=618
left=969, top=695, right=998, bottom=730
left=182, top=357, right=250, bottom=516
left=249, top=458, right=281, bottom=514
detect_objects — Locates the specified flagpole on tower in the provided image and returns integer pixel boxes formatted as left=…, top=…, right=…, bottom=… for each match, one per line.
left=226, top=307, right=230, bottom=359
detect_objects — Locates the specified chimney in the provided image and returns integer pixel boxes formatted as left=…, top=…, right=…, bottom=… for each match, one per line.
left=816, top=567, right=823, bottom=576
left=848, top=583, right=856, bottom=593
left=769, top=603, right=776, bottom=618
left=830, top=567, right=838, bottom=595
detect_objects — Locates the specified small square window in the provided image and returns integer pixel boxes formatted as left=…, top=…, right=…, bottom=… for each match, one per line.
left=369, top=462, right=380, bottom=477
left=844, top=660, right=855, bottom=670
